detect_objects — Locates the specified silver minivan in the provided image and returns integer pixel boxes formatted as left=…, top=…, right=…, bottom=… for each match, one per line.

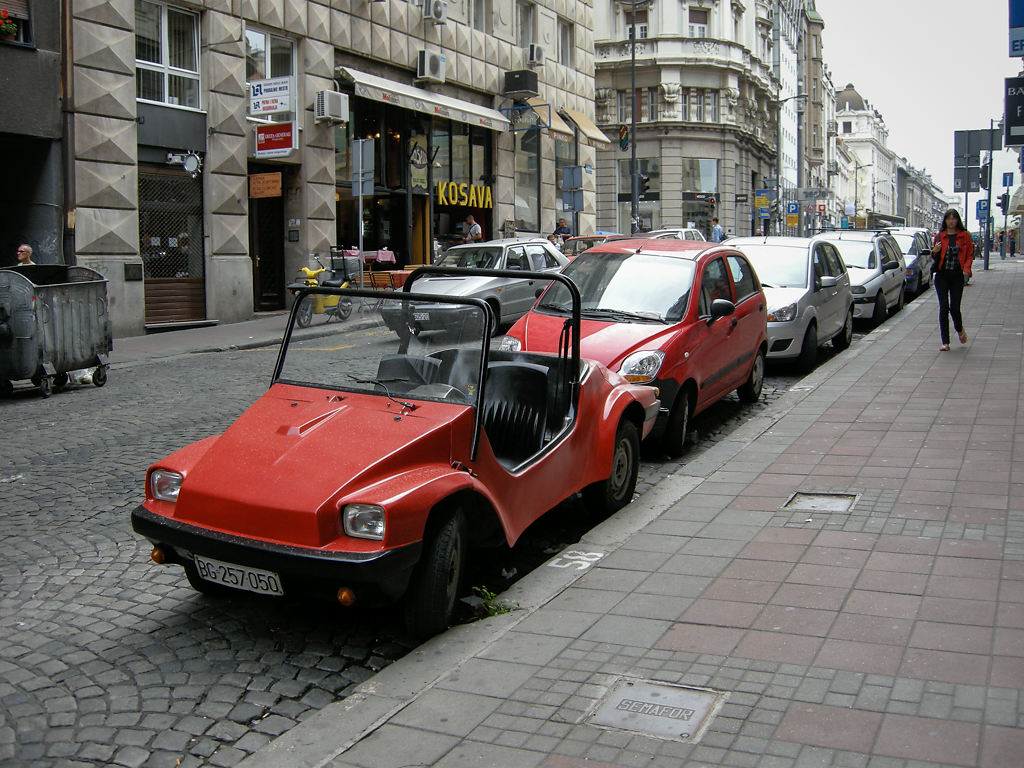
left=730, top=236, right=854, bottom=371
left=816, top=231, right=906, bottom=326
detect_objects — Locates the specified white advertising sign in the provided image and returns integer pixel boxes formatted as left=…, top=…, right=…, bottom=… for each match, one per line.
left=249, top=77, right=292, bottom=115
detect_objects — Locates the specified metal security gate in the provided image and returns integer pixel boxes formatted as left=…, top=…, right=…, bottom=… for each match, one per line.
left=139, top=166, right=206, bottom=325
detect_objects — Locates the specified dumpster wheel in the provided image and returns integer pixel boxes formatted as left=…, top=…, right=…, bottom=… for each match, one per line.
left=53, top=372, right=69, bottom=392
left=37, top=376, right=52, bottom=398
left=93, top=366, right=108, bottom=388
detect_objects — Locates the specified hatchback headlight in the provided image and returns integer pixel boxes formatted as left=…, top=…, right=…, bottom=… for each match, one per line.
left=150, top=469, right=183, bottom=503
left=767, top=302, right=797, bottom=322
left=497, top=335, right=521, bottom=352
left=851, top=285, right=866, bottom=294
left=619, top=350, right=665, bottom=383
left=342, top=504, right=385, bottom=540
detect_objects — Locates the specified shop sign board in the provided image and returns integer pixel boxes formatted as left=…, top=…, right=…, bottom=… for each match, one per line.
left=1005, top=76, right=1024, bottom=146
left=249, top=77, right=291, bottom=115
left=254, top=123, right=294, bottom=158
left=409, top=136, right=428, bottom=192
left=249, top=172, right=282, bottom=198
left=754, top=188, right=773, bottom=207
left=1011, top=0, right=1024, bottom=55
left=436, top=181, right=494, bottom=208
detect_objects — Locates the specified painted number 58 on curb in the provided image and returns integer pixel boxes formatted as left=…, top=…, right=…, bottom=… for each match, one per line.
left=547, top=550, right=604, bottom=570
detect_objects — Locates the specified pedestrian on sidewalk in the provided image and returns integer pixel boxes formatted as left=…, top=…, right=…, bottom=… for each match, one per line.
left=16, top=244, right=34, bottom=265
left=931, top=209, right=974, bottom=352
left=711, top=217, right=725, bottom=243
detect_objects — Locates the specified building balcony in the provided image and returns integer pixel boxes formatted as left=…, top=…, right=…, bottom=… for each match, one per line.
left=595, top=37, right=774, bottom=88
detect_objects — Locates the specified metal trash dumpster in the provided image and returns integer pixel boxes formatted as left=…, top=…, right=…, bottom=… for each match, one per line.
left=0, top=265, right=113, bottom=398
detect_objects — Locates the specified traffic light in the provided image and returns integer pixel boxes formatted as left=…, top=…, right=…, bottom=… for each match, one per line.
left=980, top=161, right=991, bottom=190
left=639, top=173, right=650, bottom=196
left=998, top=192, right=1010, bottom=215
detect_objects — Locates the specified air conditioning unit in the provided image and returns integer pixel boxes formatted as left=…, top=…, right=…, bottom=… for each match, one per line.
left=527, top=43, right=545, bottom=67
left=314, top=90, right=349, bottom=124
left=503, top=69, right=539, bottom=99
left=423, top=0, right=447, bottom=25
left=416, top=50, right=446, bottom=83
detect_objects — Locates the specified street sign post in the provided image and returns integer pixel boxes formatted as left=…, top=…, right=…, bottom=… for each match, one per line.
left=785, top=201, right=798, bottom=229
left=1004, top=172, right=1015, bottom=188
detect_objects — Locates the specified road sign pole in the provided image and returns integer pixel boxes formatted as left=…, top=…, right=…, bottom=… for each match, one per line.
left=985, top=118, right=995, bottom=270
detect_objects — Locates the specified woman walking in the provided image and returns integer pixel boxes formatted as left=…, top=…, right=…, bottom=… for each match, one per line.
left=931, top=209, right=974, bottom=351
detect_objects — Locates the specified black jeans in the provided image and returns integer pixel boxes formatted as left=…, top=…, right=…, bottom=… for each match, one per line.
left=934, top=271, right=964, bottom=345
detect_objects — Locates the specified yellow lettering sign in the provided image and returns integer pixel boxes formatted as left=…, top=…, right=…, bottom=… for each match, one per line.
left=448, top=181, right=459, bottom=206
left=483, top=186, right=492, bottom=208
left=458, top=183, right=468, bottom=206
left=436, top=181, right=448, bottom=205
left=468, top=185, right=478, bottom=207
left=434, top=181, right=494, bottom=209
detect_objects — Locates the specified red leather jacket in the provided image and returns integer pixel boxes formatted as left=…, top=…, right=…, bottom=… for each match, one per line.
left=932, top=229, right=974, bottom=277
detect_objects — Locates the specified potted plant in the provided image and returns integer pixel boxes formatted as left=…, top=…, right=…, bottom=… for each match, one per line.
left=0, top=10, right=18, bottom=39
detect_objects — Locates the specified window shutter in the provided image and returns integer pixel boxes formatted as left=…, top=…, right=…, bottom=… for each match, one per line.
left=4, top=1, right=30, bottom=20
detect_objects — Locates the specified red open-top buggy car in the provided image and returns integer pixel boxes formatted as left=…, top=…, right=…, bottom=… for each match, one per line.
left=132, top=268, right=659, bottom=638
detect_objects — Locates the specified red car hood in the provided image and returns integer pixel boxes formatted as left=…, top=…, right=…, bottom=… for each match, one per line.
left=514, top=311, right=677, bottom=371
left=168, top=383, right=467, bottom=547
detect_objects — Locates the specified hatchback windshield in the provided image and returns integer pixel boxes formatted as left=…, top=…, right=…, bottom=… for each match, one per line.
left=538, top=252, right=696, bottom=323
left=435, top=246, right=503, bottom=269
left=831, top=240, right=877, bottom=270
left=736, top=246, right=808, bottom=288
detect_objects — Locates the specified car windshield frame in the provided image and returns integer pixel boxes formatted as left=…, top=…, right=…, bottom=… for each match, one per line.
left=535, top=250, right=697, bottom=324
left=434, top=246, right=505, bottom=269
left=734, top=245, right=810, bottom=288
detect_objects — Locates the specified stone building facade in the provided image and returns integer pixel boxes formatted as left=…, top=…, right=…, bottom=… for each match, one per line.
left=69, top=0, right=605, bottom=336
left=593, top=0, right=779, bottom=238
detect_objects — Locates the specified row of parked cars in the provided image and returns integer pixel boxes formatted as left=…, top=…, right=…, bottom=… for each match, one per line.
left=131, top=224, right=933, bottom=639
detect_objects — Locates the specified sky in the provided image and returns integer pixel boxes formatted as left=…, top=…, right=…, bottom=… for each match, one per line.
left=815, top=0, right=1020, bottom=217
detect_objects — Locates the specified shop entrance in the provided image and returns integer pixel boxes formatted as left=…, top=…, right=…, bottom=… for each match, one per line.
left=248, top=167, right=285, bottom=311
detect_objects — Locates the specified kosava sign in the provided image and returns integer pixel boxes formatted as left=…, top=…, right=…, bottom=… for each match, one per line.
left=436, top=181, right=493, bottom=208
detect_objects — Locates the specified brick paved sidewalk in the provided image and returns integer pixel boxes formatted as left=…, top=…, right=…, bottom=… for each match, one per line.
left=238, top=262, right=1024, bottom=768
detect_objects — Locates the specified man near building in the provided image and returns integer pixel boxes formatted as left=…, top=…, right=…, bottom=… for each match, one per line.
left=462, top=215, right=483, bottom=243
left=711, top=217, right=724, bottom=243
left=552, top=218, right=572, bottom=238
left=16, top=244, right=34, bottom=265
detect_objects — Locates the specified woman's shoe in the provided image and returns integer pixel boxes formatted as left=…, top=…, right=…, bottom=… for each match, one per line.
left=940, top=344, right=950, bottom=351
left=958, top=330, right=968, bottom=344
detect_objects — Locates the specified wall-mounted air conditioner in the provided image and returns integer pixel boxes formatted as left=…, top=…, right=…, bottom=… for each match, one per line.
left=314, top=90, right=349, bottom=124
left=423, top=0, right=447, bottom=25
left=527, top=43, right=544, bottom=66
left=416, top=50, right=446, bottom=83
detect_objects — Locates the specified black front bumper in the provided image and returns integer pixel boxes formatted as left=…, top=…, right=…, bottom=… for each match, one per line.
left=131, top=506, right=422, bottom=601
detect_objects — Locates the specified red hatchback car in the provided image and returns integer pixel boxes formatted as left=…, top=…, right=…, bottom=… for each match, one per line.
left=501, top=239, right=767, bottom=457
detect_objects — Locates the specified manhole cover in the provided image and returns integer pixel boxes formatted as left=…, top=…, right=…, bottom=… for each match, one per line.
left=782, top=492, right=858, bottom=513
left=587, top=679, right=724, bottom=742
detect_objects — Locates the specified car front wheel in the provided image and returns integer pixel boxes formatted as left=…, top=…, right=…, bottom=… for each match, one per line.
left=663, top=386, right=693, bottom=459
left=405, top=507, right=467, bottom=640
left=737, top=348, right=765, bottom=403
left=871, top=292, right=887, bottom=326
left=797, top=323, right=818, bottom=373
left=583, top=419, right=640, bottom=515
left=832, top=307, right=854, bottom=351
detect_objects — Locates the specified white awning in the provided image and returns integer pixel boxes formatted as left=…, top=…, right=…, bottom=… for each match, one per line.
left=560, top=107, right=612, bottom=149
left=525, top=97, right=574, bottom=138
left=337, top=67, right=509, bottom=132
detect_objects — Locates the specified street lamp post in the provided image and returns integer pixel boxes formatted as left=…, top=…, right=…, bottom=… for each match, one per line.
left=626, top=1, right=650, bottom=233
left=774, top=93, right=807, bottom=235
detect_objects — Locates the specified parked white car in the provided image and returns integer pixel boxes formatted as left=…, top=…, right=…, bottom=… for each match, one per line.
left=730, top=236, right=854, bottom=371
left=816, top=230, right=906, bottom=325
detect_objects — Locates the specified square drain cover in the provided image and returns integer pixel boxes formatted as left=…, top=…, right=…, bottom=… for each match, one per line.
left=783, top=492, right=857, bottom=513
left=587, top=679, right=724, bottom=742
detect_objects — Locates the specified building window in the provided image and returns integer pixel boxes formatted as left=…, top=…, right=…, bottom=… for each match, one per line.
left=617, top=90, right=633, bottom=123
left=693, top=90, right=704, bottom=121
left=688, top=8, right=708, bottom=38
left=0, top=1, right=31, bottom=43
left=517, top=1, right=535, bottom=46
left=626, top=9, right=647, bottom=39
left=647, top=87, right=659, bottom=121
left=515, top=129, right=540, bottom=233
left=469, top=0, right=491, bottom=33
left=681, top=90, right=689, bottom=121
left=557, top=18, right=574, bottom=66
left=617, top=158, right=661, bottom=231
left=842, top=121, right=852, bottom=133
left=135, top=0, right=200, bottom=108
left=245, top=27, right=294, bottom=80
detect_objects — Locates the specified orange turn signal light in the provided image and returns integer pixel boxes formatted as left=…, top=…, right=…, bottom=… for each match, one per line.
left=336, top=587, right=356, bottom=607
left=150, top=547, right=166, bottom=564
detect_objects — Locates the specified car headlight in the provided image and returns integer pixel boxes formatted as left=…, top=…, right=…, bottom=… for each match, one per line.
left=342, top=504, right=385, bottom=540
left=851, top=285, right=866, bottom=294
left=619, top=350, right=665, bottom=383
left=497, top=335, right=521, bottom=352
left=150, top=469, right=183, bottom=503
left=767, top=302, right=797, bottom=322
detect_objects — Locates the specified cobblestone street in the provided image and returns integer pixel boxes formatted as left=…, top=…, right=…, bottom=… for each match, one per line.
left=0, top=323, right=854, bottom=767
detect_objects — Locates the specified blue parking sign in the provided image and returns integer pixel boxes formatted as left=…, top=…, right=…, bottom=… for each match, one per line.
left=786, top=201, right=799, bottom=215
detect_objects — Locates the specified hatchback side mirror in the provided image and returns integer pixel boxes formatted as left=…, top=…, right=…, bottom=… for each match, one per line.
left=818, top=275, right=837, bottom=290
left=708, top=298, right=735, bottom=324
left=882, top=260, right=899, bottom=272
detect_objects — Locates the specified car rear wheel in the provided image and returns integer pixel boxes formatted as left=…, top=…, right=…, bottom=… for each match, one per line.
left=832, top=307, right=854, bottom=351
left=892, top=286, right=905, bottom=314
left=405, top=506, right=467, bottom=640
left=737, top=348, right=765, bottom=403
left=663, top=386, right=693, bottom=459
left=797, top=323, right=818, bottom=373
left=582, top=419, right=639, bottom=515
left=871, top=292, right=886, bottom=326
